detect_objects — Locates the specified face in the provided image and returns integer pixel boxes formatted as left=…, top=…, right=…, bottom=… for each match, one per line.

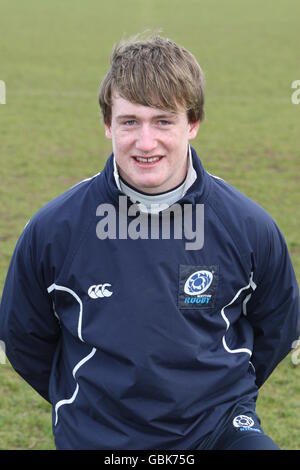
left=105, top=92, right=200, bottom=194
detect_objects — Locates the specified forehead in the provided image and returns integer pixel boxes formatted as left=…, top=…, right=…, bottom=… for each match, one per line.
left=111, top=92, right=185, bottom=120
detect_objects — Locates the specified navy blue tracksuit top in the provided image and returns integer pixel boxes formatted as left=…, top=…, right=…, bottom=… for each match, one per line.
left=0, top=146, right=299, bottom=449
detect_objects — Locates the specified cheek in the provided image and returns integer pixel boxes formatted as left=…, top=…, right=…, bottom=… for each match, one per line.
left=166, top=127, right=187, bottom=143
left=164, top=136, right=185, bottom=155
left=114, top=132, right=135, bottom=150
left=156, top=133, right=176, bottom=150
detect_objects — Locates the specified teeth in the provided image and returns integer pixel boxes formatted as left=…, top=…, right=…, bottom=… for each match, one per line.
left=135, top=156, right=161, bottom=163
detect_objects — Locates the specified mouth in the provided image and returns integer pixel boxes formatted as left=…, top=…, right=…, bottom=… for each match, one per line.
left=132, top=156, right=164, bottom=167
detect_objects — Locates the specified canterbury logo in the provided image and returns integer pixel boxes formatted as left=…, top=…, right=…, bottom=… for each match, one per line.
left=88, top=284, right=113, bottom=299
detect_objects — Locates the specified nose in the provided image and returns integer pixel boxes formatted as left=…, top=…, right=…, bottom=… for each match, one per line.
left=135, top=124, right=157, bottom=153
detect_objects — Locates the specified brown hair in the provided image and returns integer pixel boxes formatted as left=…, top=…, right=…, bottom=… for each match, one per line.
left=98, top=32, right=205, bottom=125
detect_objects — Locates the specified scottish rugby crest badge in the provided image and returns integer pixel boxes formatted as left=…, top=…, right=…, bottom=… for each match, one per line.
left=178, top=265, right=219, bottom=309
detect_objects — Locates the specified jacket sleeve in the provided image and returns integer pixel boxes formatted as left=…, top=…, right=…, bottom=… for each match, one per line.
left=0, top=221, right=60, bottom=402
left=246, top=218, right=300, bottom=388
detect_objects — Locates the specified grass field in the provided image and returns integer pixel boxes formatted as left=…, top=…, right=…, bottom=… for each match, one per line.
left=0, top=0, right=299, bottom=450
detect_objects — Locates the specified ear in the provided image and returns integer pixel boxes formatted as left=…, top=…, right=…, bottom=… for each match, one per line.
left=188, top=120, right=200, bottom=140
left=105, top=123, right=112, bottom=139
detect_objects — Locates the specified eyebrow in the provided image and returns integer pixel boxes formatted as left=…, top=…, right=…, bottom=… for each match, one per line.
left=115, top=113, right=177, bottom=122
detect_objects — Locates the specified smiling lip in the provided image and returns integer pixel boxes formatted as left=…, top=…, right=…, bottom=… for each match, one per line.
left=132, top=156, right=164, bottom=167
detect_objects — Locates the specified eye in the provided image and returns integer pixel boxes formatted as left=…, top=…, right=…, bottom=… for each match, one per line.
left=124, top=120, right=137, bottom=126
left=158, top=120, right=171, bottom=126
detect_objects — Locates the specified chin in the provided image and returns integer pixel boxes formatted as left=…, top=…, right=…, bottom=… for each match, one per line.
left=138, top=177, right=164, bottom=189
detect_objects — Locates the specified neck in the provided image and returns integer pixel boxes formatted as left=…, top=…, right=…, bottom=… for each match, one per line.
left=119, top=174, right=187, bottom=196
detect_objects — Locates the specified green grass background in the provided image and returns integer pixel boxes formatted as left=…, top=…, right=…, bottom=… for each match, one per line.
left=0, top=0, right=299, bottom=450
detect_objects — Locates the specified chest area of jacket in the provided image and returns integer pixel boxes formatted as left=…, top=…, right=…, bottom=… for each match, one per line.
left=51, top=235, right=253, bottom=347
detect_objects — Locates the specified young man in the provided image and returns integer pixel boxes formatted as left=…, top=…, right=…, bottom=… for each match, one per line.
left=0, top=34, right=299, bottom=450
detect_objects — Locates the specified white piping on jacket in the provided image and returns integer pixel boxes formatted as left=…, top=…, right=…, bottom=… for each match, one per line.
left=221, top=272, right=257, bottom=356
left=47, top=283, right=97, bottom=426
left=54, top=384, right=79, bottom=426
left=53, top=348, right=97, bottom=426
left=47, top=283, right=84, bottom=342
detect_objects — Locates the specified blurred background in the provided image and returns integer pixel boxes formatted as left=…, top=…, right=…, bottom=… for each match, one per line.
left=0, top=0, right=299, bottom=450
